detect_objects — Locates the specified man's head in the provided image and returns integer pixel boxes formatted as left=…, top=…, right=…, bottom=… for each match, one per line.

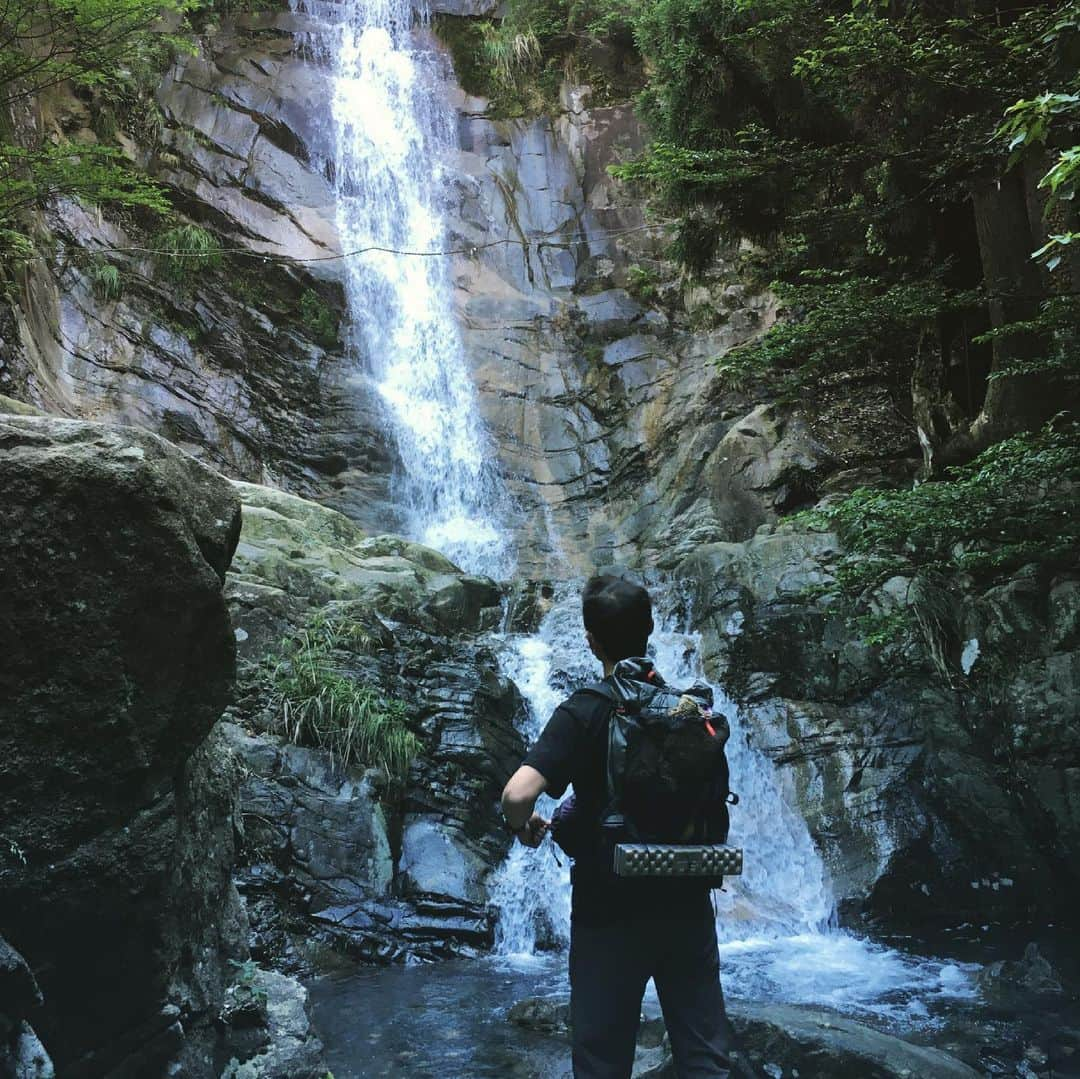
left=582, top=574, right=654, bottom=665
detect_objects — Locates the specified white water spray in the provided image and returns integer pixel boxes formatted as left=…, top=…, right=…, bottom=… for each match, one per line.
left=293, top=0, right=512, bottom=579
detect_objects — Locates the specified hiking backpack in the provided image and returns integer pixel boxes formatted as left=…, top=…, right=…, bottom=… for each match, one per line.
left=586, top=657, right=736, bottom=850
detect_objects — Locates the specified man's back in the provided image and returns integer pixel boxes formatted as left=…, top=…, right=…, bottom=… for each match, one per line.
left=500, top=575, right=734, bottom=1078
left=524, top=671, right=716, bottom=927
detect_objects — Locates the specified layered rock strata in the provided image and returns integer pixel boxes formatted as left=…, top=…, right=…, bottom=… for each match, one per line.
left=682, top=525, right=1080, bottom=934
left=224, top=483, right=526, bottom=968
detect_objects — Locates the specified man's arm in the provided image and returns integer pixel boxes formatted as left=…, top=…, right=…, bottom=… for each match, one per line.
left=501, top=765, right=549, bottom=847
left=503, top=699, right=580, bottom=848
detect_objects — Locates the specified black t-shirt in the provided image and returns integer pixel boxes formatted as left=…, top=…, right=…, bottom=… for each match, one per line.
left=523, top=682, right=713, bottom=926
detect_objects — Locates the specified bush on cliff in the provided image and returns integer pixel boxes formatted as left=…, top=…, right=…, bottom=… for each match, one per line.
left=267, top=617, right=419, bottom=786
left=804, top=420, right=1080, bottom=652
left=0, top=0, right=195, bottom=264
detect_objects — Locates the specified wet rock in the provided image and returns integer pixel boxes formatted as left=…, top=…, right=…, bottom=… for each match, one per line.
left=3, top=16, right=401, bottom=530
left=508, top=997, right=571, bottom=1034
left=681, top=518, right=1080, bottom=931
left=0, top=1022, right=54, bottom=1079
left=0, top=417, right=245, bottom=1073
left=732, top=1001, right=981, bottom=1079
left=505, top=996, right=979, bottom=1079
left=222, top=723, right=394, bottom=909
left=227, top=481, right=504, bottom=649
left=222, top=970, right=325, bottom=1079
left=0, top=938, right=42, bottom=1019
left=0, top=937, right=53, bottom=1079
left=399, top=818, right=489, bottom=904
left=977, top=943, right=1065, bottom=1008
left=224, top=491, right=526, bottom=966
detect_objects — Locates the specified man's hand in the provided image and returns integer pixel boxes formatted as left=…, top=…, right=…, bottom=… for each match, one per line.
left=502, top=765, right=549, bottom=847
left=515, top=813, right=550, bottom=848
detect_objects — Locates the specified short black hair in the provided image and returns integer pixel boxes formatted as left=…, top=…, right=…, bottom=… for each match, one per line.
left=581, top=575, right=653, bottom=662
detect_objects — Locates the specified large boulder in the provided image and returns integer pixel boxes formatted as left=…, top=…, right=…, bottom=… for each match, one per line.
left=0, top=416, right=244, bottom=1074
left=227, top=481, right=503, bottom=653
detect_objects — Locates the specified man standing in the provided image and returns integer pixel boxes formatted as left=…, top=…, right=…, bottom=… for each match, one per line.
left=501, top=575, right=735, bottom=1079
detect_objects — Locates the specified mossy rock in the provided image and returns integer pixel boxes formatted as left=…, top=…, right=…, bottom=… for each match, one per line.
left=229, top=483, right=502, bottom=634
left=0, top=395, right=46, bottom=416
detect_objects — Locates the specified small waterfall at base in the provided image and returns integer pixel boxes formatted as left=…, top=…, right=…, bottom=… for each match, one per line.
left=292, top=0, right=512, bottom=580
left=489, top=587, right=978, bottom=1024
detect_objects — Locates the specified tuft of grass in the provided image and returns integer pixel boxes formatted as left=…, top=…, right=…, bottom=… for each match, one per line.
left=625, top=264, right=659, bottom=302
left=268, top=621, right=418, bottom=785
left=90, top=259, right=123, bottom=301
left=299, top=288, right=339, bottom=350
left=482, top=24, right=542, bottom=90
left=155, top=223, right=221, bottom=283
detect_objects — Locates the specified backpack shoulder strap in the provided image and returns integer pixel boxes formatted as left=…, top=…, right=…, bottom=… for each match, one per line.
left=576, top=680, right=616, bottom=704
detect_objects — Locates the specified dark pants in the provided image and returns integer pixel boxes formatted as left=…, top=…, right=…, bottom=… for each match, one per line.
left=568, top=901, right=735, bottom=1079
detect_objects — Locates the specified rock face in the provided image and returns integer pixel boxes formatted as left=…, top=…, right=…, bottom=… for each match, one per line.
left=0, top=937, right=54, bottom=1079
left=1, top=0, right=1076, bottom=1018
left=2, top=14, right=399, bottom=531
left=681, top=527, right=1080, bottom=934
left=224, top=482, right=526, bottom=967
left=0, top=416, right=245, bottom=1073
left=1, top=16, right=912, bottom=577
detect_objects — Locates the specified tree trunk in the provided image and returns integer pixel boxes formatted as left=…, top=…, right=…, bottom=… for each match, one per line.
left=966, top=170, right=1057, bottom=444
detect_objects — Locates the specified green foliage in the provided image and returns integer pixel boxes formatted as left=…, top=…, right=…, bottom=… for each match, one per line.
left=718, top=272, right=960, bottom=392
left=625, top=264, right=659, bottom=301
left=0, top=0, right=199, bottom=257
left=228, top=959, right=268, bottom=1008
left=809, top=422, right=1080, bottom=597
left=432, top=16, right=498, bottom=99
left=600, top=0, right=1080, bottom=435
left=976, top=297, right=1080, bottom=383
left=299, top=288, right=340, bottom=350
left=90, top=259, right=123, bottom=301
left=482, top=23, right=542, bottom=91
left=436, top=0, right=641, bottom=116
left=993, top=8, right=1080, bottom=264
left=267, top=617, right=418, bottom=784
left=155, top=223, right=222, bottom=283
left=0, top=0, right=195, bottom=108
left=0, top=143, right=170, bottom=233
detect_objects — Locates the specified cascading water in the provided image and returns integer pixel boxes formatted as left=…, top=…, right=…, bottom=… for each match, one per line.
left=290, top=0, right=978, bottom=1052
left=489, top=588, right=977, bottom=1023
left=292, top=0, right=512, bottom=579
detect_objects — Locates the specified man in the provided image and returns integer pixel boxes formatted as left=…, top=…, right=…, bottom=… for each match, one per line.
left=501, top=574, right=735, bottom=1079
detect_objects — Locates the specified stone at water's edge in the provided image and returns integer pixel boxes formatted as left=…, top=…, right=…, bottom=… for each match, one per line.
left=0, top=936, right=53, bottom=1078
left=507, top=996, right=982, bottom=1079
left=0, top=416, right=321, bottom=1076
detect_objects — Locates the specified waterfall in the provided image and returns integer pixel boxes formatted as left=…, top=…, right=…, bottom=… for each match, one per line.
left=292, top=0, right=513, bottom=580
left=290, top=0, right=978, bottom=1023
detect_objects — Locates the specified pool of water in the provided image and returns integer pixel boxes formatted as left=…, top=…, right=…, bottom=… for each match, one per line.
left=311, top=957, right=567, bottom=1079
left=311, top=933, right=980, bottom=1079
